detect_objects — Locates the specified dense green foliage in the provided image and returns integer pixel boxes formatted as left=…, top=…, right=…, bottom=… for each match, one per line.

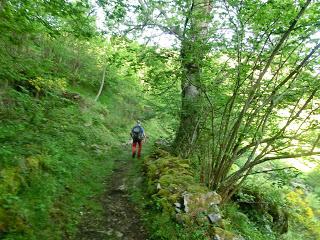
left=1, top=0, right=320, bottom=239
left=0, top=89, right=112, bottom=238
left=0, top=0, right=97, bottom=85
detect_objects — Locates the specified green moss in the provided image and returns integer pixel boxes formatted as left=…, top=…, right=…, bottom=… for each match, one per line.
left=213, top=227, right=238, bottom=239
left=187, top=184, right=208, bottom=194
left=0, top=168, right=21, bottom=193
left=156, top=189, right=172, bottom=198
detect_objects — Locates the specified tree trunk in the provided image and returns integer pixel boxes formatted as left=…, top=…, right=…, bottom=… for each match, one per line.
left=173, top=0, right=212, bottom=157
left=95, top=66, right=106, bottom=102
left=173, top=47, right=202, bottom=157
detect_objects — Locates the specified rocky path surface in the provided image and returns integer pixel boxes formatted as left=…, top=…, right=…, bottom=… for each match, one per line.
left=76, top=156, right=148, bottom=240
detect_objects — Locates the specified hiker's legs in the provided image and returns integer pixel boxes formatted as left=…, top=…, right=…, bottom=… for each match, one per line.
left=137, top=140, right=142, bottom=158
left=132, top=141, right=137, bottom=157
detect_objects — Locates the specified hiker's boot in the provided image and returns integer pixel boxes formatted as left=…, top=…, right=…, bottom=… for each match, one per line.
left=132, top=152, right=136, bottom=158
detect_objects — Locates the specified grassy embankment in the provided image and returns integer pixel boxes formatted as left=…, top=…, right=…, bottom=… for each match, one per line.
left=0, top=76, right=154, bottom=239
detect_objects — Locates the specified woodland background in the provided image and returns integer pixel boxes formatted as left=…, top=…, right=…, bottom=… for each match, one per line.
left=0, top=0, right=320, bottom=239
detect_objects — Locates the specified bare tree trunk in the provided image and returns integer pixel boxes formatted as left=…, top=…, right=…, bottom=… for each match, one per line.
left=173, top=0, right=212, bottom=157
left=95, top=66, right=106, bottom=102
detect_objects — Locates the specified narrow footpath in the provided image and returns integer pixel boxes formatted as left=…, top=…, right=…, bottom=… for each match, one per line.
left=76, top=153, right=148, bottom=240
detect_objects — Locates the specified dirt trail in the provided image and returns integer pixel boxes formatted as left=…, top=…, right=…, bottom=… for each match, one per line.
left=76, top=156, right=148, bottom=240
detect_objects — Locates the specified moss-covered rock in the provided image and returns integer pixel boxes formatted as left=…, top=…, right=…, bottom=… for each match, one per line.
left=144, top=148, right=221, bottom=224
left=175, top=213, right=193, bottom=225
left=212, top=227, right=245, bottom=240
left=183, top=191, right=222, bottom=216
left=144, top=147, right=246, bottom=240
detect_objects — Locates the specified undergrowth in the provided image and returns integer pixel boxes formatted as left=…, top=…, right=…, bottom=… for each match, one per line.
left=128, top=150, right=209, bottom=240
left=0, top=88, right=124, bottom=239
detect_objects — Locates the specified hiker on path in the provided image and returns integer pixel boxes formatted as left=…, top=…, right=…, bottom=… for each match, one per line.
left=130, top=120, right=146, bottom=158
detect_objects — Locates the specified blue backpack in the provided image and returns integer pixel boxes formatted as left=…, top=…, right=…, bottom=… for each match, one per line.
left=131, top=126, right=143, bottom=140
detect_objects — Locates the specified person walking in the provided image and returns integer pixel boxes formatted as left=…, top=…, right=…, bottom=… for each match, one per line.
left=130, top=120, right=146, bottom=158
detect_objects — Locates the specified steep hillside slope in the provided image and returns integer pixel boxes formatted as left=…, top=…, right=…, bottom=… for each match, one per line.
left=0, top=76, right=154, bottom=239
